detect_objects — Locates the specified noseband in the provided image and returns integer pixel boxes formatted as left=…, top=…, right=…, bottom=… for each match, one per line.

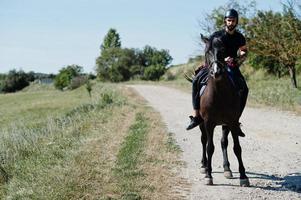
left=209, top=60, right=226, bottom=77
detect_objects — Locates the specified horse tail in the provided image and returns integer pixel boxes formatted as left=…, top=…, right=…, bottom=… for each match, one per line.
left=184, top=72, right=194, bottom=82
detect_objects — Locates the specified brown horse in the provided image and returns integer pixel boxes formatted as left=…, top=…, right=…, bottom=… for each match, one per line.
left=198, top=34, right=250, bottom=187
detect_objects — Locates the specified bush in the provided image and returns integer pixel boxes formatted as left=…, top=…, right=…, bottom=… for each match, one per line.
left=54, top=65, right=83, bottom=90
left=143, top=65, right=166, bottom=81
left=162, top=70, right=176, bottom=81
left=69, top=76, right=88, bottom=90
left=1, top=70, right=30, bottom=93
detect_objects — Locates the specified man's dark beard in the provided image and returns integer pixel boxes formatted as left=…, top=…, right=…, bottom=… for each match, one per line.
left=227, top=25, right=236, bottom=31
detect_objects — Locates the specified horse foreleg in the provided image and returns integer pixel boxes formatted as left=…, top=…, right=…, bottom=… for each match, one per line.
left=221, top=125, right=233, bottom=178
left=199, top=123, right=207, bottom=174
left=205, top=122, right=215, bottom=185
left=231, top=132, right=250, bottom=187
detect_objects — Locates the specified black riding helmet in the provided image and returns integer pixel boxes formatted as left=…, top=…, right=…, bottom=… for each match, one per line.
left=224, top=9, right=239, bottom=23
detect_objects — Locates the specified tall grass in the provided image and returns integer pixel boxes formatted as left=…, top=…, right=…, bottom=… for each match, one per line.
left=0, top=83, right=184, bottom=199
left=0, top=83, right=127, bottom=198
left=245, top=69, right=301, bottom=111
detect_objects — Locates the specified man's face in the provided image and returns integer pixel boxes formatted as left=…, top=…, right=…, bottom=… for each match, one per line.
left=225, top=17, right=237, bottom=31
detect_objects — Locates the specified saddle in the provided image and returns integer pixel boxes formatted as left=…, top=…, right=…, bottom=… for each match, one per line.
left=195, top=65, right=243, bottom=97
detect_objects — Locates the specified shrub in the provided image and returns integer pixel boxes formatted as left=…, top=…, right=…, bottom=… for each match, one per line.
left=1, top=70, right=30, bottom=93
left=162, top=70, right=176, bottom=81
left=143, top=65, right=166, bottom=81
left=69, top=76, right=88, bottom=90
left=54, top=65, right=83, bottom=90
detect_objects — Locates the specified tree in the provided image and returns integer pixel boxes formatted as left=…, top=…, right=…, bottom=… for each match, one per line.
left=1, top=69, right=30, bottom=93
left=100, top=28, right=121, bottom=51
left=96, top=48, right=138, bottom=82
left=96, top=29, right=172, bottom=82
left=141, top=45, right=172, bottom=67
left=198, top=0, right=257, bottom=36
left=141, top=46, right=172, bottom=80
left=54, top=65, right=83, bottom=90
left=247, top=6, right=301, bottom=88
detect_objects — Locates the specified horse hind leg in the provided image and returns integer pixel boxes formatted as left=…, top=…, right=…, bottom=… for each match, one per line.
left=221, top=125, right=233, bottom=179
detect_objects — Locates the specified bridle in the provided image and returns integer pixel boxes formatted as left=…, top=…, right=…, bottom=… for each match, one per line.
left=207, top=54, right=227, bottom=78
left=205, top=37, right=227, bottom=78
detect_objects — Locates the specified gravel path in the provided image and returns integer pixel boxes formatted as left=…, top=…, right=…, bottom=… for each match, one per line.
left=129, top=84, right=301, bottom=200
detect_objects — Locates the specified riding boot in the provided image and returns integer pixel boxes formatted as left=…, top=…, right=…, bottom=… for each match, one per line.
left=187, top=67, right=208, bottom=131
left=186, top=115, right=203, bottom=130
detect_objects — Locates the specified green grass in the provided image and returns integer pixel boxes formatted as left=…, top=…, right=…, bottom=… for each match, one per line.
left=114, top=112, right=149, bottom=200
left=0, top=84, right=91, bottom=128
left=165, top=132, right=182, bottom=153
left=245, top=70, right=301, bottom=111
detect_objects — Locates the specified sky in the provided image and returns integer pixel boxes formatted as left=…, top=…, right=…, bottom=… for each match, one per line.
left=0, top=0, right=284, bottom=74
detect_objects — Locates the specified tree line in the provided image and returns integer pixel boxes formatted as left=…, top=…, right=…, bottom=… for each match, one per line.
left=96, top=28, right=173, bottom=82
left=0, top=70, right=55, bottom=93
left=0, top=28, right=171, bottom=93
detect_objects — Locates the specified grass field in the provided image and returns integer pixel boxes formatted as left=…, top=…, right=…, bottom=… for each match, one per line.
left=0, top=82, right=186, bottom=199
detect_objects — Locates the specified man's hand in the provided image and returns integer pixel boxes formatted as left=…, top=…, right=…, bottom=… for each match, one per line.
left=238, top=45, right=248, bottom=58
left=239, top=50, right=246, bottom=57
left=225, top=56, right=236, bottom=67
left=224, top=56, right=234, bottom=63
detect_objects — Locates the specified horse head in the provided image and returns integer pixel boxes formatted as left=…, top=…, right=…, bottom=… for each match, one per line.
left=201, top=34, right=226, bottom=78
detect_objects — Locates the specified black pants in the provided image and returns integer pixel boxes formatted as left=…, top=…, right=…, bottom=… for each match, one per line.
left=192, top=67, right=248, bottom=116
left=192, top=67, right=209, bottom=110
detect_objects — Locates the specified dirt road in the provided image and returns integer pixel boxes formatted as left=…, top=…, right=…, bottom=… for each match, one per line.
left=129, top=85, right=301, bottom=200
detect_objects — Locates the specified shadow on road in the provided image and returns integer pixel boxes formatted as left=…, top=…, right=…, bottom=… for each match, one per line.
left=233, top=171, right=300, bottom=193
left=211, top=171, right=301, bottom=193
left=249, top=172, right=301, bottom=193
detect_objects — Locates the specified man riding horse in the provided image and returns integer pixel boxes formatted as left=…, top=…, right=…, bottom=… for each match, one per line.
left=186, top=9, right=249, bottom=131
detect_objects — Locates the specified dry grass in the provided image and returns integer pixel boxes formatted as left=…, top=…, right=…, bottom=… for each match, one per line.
left=59, top=105, right=137, bottom=199
left=139, top=110, right=189, bottom=200
left=0, top=83, right=187, bottom=199
left=122, top=86, right=188, bottom=200
left=56, top=85, right=187, bottom=199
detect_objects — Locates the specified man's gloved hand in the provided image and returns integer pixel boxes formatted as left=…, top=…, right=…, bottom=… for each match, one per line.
left=225, top=57, right=236, bottom=67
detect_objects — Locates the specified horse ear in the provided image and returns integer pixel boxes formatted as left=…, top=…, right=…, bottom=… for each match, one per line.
left=200, top=34, right=209, bottom=44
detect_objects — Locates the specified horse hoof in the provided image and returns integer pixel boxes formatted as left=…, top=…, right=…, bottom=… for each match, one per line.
left=224, top=170, right=233, bottom=179
left=205, top=178, right=213, bottom=185
left=240, top=178, right=250, bottom=187
left=200, top=167, right=207, bottom=174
